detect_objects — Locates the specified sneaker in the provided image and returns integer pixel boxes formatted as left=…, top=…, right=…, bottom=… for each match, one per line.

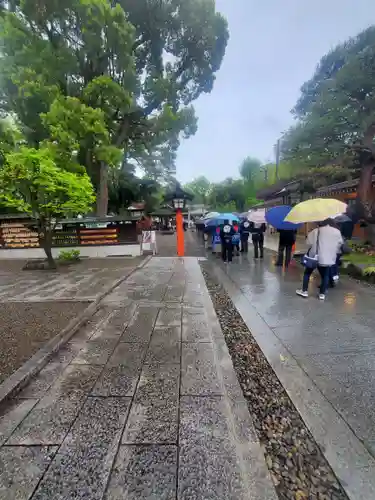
left=318, top=294, right=326, bottom=300
left=296, top=290, right=308, bottom=298
left=332, top=275, right=339, bottom=282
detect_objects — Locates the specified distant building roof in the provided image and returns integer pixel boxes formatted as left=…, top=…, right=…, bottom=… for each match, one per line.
left=316, top=175, right=375, bottom=196
left=256, top=179, right=301, bottom=200
left=127, top=202, right=145, bottom=211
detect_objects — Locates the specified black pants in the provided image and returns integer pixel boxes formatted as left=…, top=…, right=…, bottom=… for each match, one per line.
left=222, top=240, right=233, bottom=262
left=240, top=236, right=249, bottom=253
left=252, top=237, right=264, bottom=258
left=302, top=266, right=334, bottom=294
left=276, top=244, right=292, bottom=267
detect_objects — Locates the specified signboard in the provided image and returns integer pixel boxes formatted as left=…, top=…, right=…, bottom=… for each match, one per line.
left=141, top=230, right=157, bottom=254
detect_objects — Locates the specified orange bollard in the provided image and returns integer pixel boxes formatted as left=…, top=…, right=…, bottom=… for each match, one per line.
left=176, top=209, right=185, bottom=257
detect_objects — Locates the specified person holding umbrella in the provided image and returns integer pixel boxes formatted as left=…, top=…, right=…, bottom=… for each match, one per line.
left=232, top=222, right=241, bottom=256
left=276, top=229, right=297, bottom=267
left=248, top=210, right=266, bottom=259
left=265, top=206, right=301, bottom=268
left=296, top=219, right=343, bottom=300
left=284, top=198, right=347, bottom=300
left=220, top=219, right=235, bottom=263
left=239, top=219, right=251, bottom=253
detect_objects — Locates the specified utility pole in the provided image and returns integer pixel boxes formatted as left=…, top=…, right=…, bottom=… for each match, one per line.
left=260, top=166, right=268, bottom=183
left=275, top=138, right=280, bottom=181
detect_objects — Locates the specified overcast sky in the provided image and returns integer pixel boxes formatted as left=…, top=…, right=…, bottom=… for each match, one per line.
left=176, top=0, right=374, bottom=184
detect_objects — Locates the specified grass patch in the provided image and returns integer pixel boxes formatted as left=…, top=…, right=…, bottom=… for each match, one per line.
left=342, top=253, right=375, bottom=265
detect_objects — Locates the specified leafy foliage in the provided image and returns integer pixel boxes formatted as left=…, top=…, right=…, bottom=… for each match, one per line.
left=58, top=249, right=81, bottom=262
left=0, top=146, right=95, bottom=266
left=281, top=26, right=375, bottom=227
left=183, top=176, right=211, bottom=204
left=0, top=0, right=228, bottom=214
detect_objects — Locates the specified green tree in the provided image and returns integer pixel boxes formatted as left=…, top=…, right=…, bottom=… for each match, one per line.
left=0, top=147, right=95, bottom=267
left=0, top=0, right=228, bottom=215
left=184, top=176, right=211, bottom=204
left=282, top=26, right=375, bottom=234
left=239, top=157, right=261, bottom=206
left=206, top=178, right=246, bottom=212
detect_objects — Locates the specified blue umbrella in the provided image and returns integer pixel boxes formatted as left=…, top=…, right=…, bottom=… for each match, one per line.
left=204, top=213, right=239, bottom=228
left=266, top=205, right=302, bottom=230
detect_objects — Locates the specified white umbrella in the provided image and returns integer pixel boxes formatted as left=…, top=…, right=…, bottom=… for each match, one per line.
left=204, top=211, right=220, bottom=219
left=248, top=209, right=266, bottom=224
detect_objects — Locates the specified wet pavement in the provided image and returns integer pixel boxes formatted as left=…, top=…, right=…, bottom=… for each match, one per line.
left=210, top=249, right=375, bottom=459
left=0, top=258, right=142, bottom=302
left=0, top=257, right=277, bottom=500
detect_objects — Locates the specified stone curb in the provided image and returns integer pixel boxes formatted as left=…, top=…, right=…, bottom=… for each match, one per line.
left=0, top=255, right=152, bottom=404
left=211, top=261, right=375, bottom=500
left=191, top=258, right=279, bottom=500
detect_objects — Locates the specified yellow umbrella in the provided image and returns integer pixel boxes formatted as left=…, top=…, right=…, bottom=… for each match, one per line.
left=284, top=198, right=347, bottom=224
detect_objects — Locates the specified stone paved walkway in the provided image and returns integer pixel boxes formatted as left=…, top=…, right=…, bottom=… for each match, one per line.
left=210, top=250, right=375, bottom=499
left=0, top=257, right=277, bottom=500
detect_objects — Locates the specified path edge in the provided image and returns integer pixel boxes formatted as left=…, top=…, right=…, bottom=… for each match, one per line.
left=0, top=255, right=152, bottom=404
left=210, top=261, right=375, bottom=500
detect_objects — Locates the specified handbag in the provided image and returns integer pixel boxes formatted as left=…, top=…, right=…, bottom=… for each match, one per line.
left=301, top=229, right=320, bottom=269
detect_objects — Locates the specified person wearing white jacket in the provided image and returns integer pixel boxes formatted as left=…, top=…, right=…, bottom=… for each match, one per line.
left=296, top=220, right=343, bottom=300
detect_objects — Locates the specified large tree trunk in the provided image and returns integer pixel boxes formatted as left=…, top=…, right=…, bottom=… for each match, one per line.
left=39, top=226, right=56, bottom=269
left=96, top=161, right=108, bottom=216
left=356, top=161, right=375, bottom=244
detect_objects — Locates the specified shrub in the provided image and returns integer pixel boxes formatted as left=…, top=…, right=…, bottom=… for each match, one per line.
left=363, top=266, right=375, bottom=276
left=58, top=249, right=80, bottom=262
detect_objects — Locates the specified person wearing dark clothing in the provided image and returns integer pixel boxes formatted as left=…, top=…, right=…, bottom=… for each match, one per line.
left=249, top=222, right=266, bottom=258
left=276, top=229, right=297, bottom=267
left=240, top=220, right=251, bottom=253
left=220, top=220, right=235, bottom=263
left=232, top=223, right=241, bottom=256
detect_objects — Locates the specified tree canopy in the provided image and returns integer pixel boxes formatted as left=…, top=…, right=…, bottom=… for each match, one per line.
left=282, top=26, right=375, bottom=225
left=0, top=0, right=228, bottom=214
left=0, top=146, right=95, bottom=266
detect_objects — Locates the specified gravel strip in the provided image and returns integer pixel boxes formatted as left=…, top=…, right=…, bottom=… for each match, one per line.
left=0, top=301, right=89, bottom=383
left=200, top=261, right=348, bottom=500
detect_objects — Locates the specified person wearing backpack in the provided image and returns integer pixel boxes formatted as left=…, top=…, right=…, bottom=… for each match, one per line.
left=296, top=219, right=343, bottom=300
left=240, top=219, right=251, bottom=253
left=249, top=222, right=266, bottom=259
left=220, top=220, right=235, bottom=263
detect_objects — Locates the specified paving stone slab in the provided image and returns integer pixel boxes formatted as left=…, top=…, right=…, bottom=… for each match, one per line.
left=7, top=365, right=101, bottom=445
left=155, top=307, right=182, bottom=327
left=181, top=343, right=222, bottom=395
left=273, top=323, right=375, bottom=356
left=0, top=398, right=38, bottom=446
left=151, top=326, right=181, bottom=344
left=0, top=446, right=57, bottom=500
left=182, top=310, right=211, bottom=342
left=120, top=307, right=159, bottom=343
left=296, top=350, right=375, bottom=378
left=105, top=445, right=177, bottom=500
left=32, top=398, right=131, bottom=500
left=144, top=339, right=180, bottom=365
left=122, top=397, right=178, bottom=444
left=135, top=364, right=179, bottom=401
left=74, top=307, right=113, bottom=341
left=163, top=284, right=185, bottom=303
left=18, top=361, right=69, bottom=399
left=91, top=366, right=140, bottom=397
left=89, top=307, right=134, bottom=340
left=51, top=342, right=86, bottom=364
left=178, top=396, right=243, bottom=500
left=71, top=339, right=118, bottom=365
left=107, top=343, right=147, bottom=369
left=178, top=396, right=271, bottom=500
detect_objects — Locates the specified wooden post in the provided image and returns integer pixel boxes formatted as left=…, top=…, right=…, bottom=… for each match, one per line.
left=176, top=208, right=184, bottom=257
